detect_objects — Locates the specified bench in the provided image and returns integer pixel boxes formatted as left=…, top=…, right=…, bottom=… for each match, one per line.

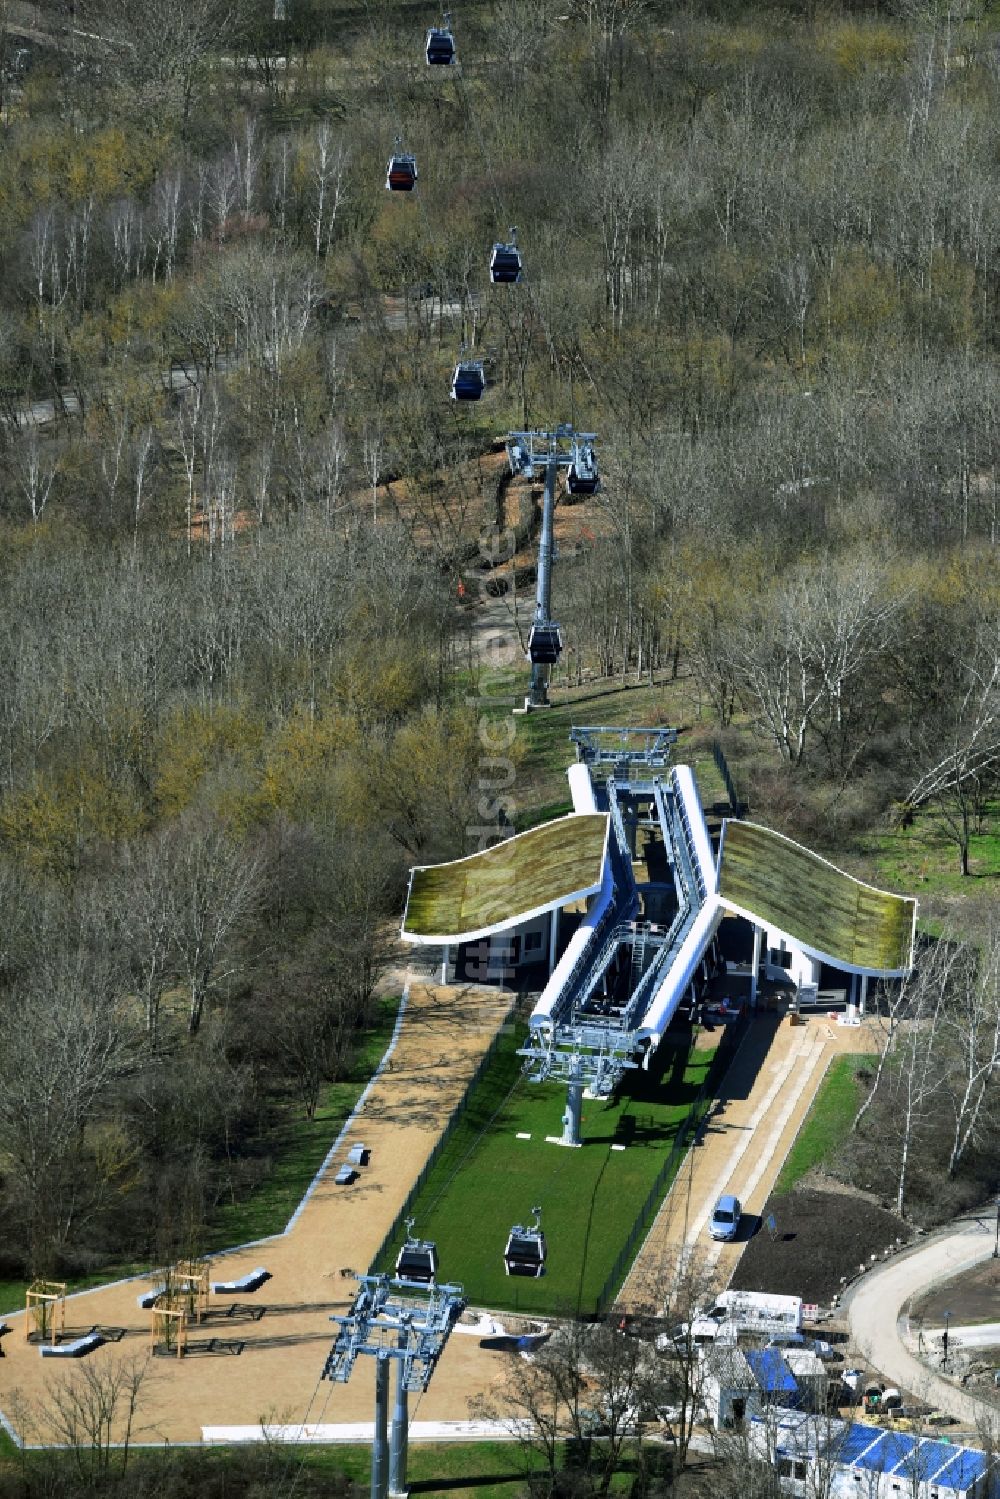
left=40, top=1330, right=103, bottom=1359
left=335, top=1165, right=357, bottom=1186
left=210, top=1267, right=270, bottom=1296
left=137, top=1286, right=166, bottom=1309
left=346, top=1144, right=369, bottom=1167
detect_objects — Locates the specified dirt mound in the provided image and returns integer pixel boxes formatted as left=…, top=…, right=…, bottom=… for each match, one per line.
left=730, top=1186, right=912, bottom=1306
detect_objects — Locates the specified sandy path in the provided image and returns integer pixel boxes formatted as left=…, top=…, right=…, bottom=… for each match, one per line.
left=1, top=983, right=516, bottom=1447
left=617, top=1013, right=878, bottom=1308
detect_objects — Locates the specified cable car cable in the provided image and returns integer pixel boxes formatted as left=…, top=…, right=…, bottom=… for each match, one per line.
left=357, top=0, right=478, bottom=403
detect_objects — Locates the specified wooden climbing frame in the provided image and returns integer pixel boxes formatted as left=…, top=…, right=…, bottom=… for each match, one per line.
left=150, top=1295, right=188, bottom=1358
left=172, top=1258, right=210, bottom=1324
left=25, top=1281, right=66, bottom=1345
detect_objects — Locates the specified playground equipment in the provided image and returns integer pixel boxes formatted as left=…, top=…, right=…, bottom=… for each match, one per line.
left=323, top=1272, right=465, bottom=1499
left=25, top=1281, right=66, bottom=1345
left=504, top=1207, right=547, bottom=1278
left=150, top=1295, right=189, bottom=1359
left=172, top=1258, right=210, bottom=1323
left=395, top=1219, right=438, bottom=1285
left=147, top=1258, right=210, bottom=1356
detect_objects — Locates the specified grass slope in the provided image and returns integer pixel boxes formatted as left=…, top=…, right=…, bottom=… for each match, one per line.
left=375, top=1025, right=717, bottom=1315
left=774, top=1053, right=872, bottom=1196
left=719, top=820, right=915, bottom=971
left=404, top=814, right=608, bottom=938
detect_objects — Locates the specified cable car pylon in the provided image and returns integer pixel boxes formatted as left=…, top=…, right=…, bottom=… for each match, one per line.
left=508, top=426, right=598, bottom=711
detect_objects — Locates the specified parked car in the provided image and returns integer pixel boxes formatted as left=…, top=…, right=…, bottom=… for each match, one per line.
left=708, top=1194, right=742, bottom=1241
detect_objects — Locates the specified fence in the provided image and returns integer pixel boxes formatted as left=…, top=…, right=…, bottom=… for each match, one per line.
left=368, top=1006, right=749, bottom=1311
left=712, top=740, right=745, bottom=818
left=367, top=1006, right=518, bottom=1276
left=593, top=1012, right=749, bottom=1315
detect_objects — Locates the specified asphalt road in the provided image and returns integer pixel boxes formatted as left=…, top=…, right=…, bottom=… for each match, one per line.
left=845, top=1216, right=1000, bottom=1430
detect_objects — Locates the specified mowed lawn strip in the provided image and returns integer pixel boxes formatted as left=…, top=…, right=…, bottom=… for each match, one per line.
left=774, top=1053, right=873, bottom=1196
left=376, top=1026, right=717, bottom=1315
left=719, top=821, right=915, bottom=972
left=404, top=814, right=609, bottom=938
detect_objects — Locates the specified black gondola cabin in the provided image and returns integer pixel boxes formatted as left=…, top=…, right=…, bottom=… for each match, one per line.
left=528, top=623, right=562, bottom=665
left=490, top=242, right=523, bottom=284
left=425, top=25, right=455, bottom=64
left=504, top=1208, right=546, bottom=1278
left=451, top=359, right=486, bottom=401
left=395, top=1234, right=438, bottom=1285
left=567, top=445, right=599, bottom=495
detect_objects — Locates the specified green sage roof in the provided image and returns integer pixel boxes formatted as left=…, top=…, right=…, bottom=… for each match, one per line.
left=718, top=820, right=915, bottom=974
left=402, top=813, right=609, bottom=942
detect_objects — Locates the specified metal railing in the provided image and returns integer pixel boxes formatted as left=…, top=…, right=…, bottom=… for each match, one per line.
left=712, top=740, right=744, bottom=818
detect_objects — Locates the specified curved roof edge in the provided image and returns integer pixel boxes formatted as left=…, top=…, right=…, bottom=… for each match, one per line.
left=718, top=819, right=917, bottom=976
left=401, top=812, right=610, bottom=946
left=717, top=893, right=914, bottom=979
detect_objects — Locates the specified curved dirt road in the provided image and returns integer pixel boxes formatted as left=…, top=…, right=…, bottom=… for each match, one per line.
left=846, top=1216, right=1000, bottom=1429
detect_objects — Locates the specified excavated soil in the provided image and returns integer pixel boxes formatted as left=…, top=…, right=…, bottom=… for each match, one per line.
left=730, top=1185, right=913, bottom=1306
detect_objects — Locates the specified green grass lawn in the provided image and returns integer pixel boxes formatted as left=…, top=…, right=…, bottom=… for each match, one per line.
left=0, top=1438, right=642, bottom=1499
left=375, top=1024, right=718, bottom=1315
left=774, top=1053, right=873, bottom=1196
left=0, top=996, right=402, bottom=1317
left=868, top=799, right=1000, bottom=899
left=508, top=677, right=698, bottom=807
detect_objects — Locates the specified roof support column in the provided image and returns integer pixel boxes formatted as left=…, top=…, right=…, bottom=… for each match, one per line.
left=750, top=924, right=762, bottom=1010
left=859, top=974, right=868, bottom=1018
left=440, top=944, right=450, bottom=986
left=548, top=909, right=559, bottom=975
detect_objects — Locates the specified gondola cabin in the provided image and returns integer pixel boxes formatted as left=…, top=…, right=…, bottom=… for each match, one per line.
left=451, top=359, right=486, bottom=401
left=567, top=445, right=599, bottom=495
left=528, top=623, right=562, bottom=665
left=425, top=24, right=455, bottom=64
left=395, top=1233, right=438, bottom=1285
left=504, top=1208, right=546, bottom=1278
left=507, top=439, right=532, bottom=476
left=490, top=242, right=523, bottom=284
left=386, top=153, right=418, bottom=192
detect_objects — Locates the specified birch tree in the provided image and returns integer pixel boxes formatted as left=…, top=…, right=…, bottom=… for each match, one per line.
left=939, top=926, right=1000, bottom=1178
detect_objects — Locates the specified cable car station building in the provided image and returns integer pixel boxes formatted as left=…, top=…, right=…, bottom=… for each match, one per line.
left=401, top=727, right=916, bottom=1144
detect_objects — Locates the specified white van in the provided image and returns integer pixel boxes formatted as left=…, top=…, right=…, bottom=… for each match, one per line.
left=671, top=1290, right=803, bottom=1347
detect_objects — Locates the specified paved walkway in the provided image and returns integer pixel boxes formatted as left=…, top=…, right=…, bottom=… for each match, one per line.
left=845, top=1219, right=1000, bottom=1431
left=618, top=1012, right=875, bottom=1308
left=0, top=982, right=513, bottom=1448
left=926, top=1322, right=1000, bottom=1350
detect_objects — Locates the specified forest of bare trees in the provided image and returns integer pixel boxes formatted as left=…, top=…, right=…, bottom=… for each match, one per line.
left=1, top=8, right=1000, bottom=1485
